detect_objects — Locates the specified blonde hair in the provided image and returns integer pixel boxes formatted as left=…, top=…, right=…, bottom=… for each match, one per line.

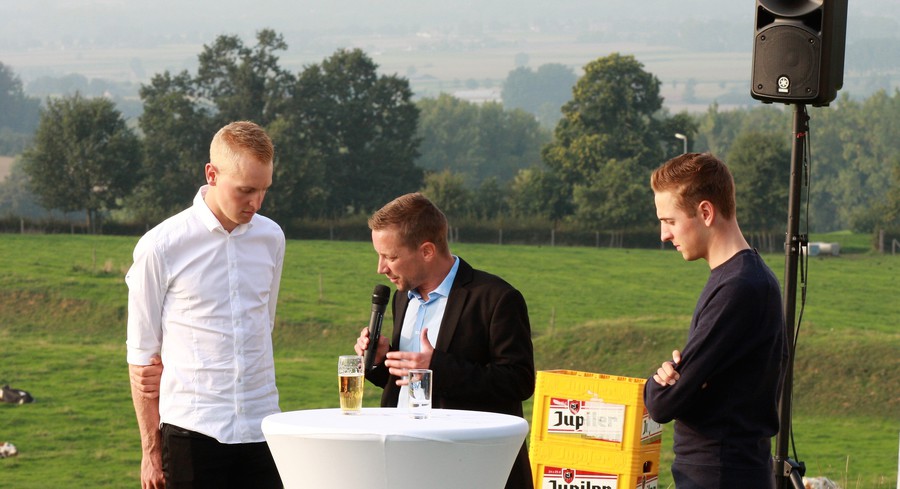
left=209, top=121, right=274, bottom=173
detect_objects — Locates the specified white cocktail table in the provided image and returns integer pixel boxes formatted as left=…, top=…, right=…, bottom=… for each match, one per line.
left=262, top=407, right=529, bottom=489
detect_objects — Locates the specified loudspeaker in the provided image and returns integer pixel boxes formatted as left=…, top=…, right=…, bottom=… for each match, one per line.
left=751, top=0, right=848, bottom=106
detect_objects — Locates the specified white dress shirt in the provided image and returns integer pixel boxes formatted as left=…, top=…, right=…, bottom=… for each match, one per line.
left=126, top=186, right=285, bottom=444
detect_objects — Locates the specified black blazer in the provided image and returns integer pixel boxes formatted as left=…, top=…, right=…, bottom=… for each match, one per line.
left=366, top=257, right=536, bottom=489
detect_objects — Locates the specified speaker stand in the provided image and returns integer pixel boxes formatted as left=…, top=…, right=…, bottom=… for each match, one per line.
left=774, top=103, right=808, bottom=489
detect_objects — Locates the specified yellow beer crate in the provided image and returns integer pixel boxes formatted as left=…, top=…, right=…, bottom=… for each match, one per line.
left=529, top=370, right=663, bottom=452
left=531, top=442, right=660, bottom=489
left=534, top=463, right=659, bottom=489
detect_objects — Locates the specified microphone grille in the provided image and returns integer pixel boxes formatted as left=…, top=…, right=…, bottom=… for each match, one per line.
left=371, top=284, right=391, bottom=305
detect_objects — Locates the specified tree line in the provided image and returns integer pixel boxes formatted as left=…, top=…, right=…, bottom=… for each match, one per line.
left=1, top=28, right=898, bottom=238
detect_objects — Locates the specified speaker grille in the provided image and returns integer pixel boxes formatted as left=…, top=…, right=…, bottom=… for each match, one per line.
left=751, top=24, right=822, bottom=102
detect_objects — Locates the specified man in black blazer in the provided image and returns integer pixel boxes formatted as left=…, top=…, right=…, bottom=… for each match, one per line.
left=354, top=192, right=535, bottom=489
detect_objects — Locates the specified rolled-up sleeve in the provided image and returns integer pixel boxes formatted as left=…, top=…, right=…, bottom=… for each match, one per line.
left=126, top=237, right=166, bottom=366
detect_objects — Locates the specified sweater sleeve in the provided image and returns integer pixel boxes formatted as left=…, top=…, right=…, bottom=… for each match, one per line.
left=644, top=277, right=762, bottom=423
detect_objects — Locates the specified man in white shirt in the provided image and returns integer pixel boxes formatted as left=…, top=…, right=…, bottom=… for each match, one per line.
left=127, top=121, right=285, bottom=489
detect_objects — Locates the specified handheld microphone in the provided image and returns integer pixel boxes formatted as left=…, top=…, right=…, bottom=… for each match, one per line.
left=364, top=284, right=391, bottom=372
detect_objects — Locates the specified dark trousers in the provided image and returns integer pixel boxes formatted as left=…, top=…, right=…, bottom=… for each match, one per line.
left=671, top=461, right=775, bottom=489
left=161, top=423, right=283, bottom=489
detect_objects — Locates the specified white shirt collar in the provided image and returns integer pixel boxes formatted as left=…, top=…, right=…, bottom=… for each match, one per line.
left=194, top=185, right=253, bottom=235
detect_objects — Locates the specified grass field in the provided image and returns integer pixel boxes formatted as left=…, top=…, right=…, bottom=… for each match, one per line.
left=0, top=233, right=897, bottom=488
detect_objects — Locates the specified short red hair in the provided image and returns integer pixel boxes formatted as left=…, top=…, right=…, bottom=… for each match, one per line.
left=651, top=152, right=736, bottom=220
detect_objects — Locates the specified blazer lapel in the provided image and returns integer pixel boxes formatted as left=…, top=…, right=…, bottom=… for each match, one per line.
left=435, top=258, right=473, bottom=351
left=391, top=290, right=410, bottom=346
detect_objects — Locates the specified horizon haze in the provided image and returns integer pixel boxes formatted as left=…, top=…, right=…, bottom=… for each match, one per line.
left=1, top=0, right=898, bottom=112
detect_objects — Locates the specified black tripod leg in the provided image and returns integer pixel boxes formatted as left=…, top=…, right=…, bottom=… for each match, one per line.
left=789, top=470, right=804, bottom=489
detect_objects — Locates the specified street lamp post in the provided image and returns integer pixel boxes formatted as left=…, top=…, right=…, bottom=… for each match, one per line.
left=674, top=133, right=688, bottom=154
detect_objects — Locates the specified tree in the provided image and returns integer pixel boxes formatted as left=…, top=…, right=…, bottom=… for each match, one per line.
left=132, top=35, right=421, bottom=223
left=264, top=117, right=330, bottom=221
left=416, top=94, right=549, bottom=188
left=572, top=156, right=654, bottom=231
left=694, top=103, right=789, bottom=159
left=726, top=131, right=791, bottom=235
left=502, top=63, right=577, bottom=129
left=194, top=29, right=295, bottom=127
left=476, top=102, right=551, bottom=184
left=134, top=71, right=215, bottom=221
left=0, top=62, right=41, bottom=153
left=0, top=158, right=45, bottom=219
left=470, top=177, right=508, bottom=220
left=416, top=94, right=480, bottom=183
left=660, top=111, right=699, bottom=157
left=275, top=48, right=421, bottom=218
left=691, top=91, right=898, bottom=234
left=542, top=53, right=665, bottom=230
left=545, top=53, right=664, bottom=178
left=419, top=169, right=471, bottom=220
left=134, top=30, right=299, bottom=223
left=507, top=167, right=572, bottom=222
left=881, top=160, right=900, bottom=230
left=22, top=94, right=141, bottom=233
left=796, top=102, right=843, bottom=232
left=829, top=90, right=900, bottom=232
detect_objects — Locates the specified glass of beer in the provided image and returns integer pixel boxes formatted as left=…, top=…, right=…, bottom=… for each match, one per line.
left=338, top=355, right=364, bottom=415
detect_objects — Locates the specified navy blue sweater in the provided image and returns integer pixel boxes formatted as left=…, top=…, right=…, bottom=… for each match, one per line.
left=644, top=249, right=788, bottom=473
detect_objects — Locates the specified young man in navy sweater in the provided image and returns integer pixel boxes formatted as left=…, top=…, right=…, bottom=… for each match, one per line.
left=644, top=153, right=788, bottom=489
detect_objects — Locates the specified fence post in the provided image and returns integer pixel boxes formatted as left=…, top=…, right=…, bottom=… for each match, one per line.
left=498, top=228, right=503, bottom=246
left=549, top=306, right=556, bottom=337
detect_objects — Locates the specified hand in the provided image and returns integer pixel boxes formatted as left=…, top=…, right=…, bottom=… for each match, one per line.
left=653, top=350, right=681, bottom=387
left=353, top=327, right=369, bottom=357
left=140, top=451, right=165, bottom=489
left=130, top=355, right=163, bottom=400
left=354, top=327, right=389, bottom=363
left=385, top=328, right=434, bottom=386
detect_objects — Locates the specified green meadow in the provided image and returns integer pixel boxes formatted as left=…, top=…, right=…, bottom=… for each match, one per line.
left=0, top=233, right=897, bottom=488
